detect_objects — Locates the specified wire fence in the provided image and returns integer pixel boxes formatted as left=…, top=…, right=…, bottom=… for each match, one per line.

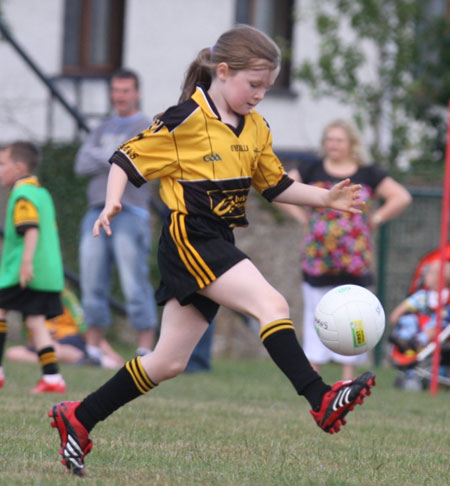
left=378, top=187, right=444, bottom=314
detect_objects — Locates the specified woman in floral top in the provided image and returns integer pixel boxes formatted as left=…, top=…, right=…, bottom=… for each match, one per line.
left=279, top=119, right=411, bottom=380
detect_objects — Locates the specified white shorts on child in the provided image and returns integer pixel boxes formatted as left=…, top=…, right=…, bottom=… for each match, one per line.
left=302, top=282, right=368, bottom=366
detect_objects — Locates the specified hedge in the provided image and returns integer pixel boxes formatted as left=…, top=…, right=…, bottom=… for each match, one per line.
left=39, top=143, right=87, bottom=274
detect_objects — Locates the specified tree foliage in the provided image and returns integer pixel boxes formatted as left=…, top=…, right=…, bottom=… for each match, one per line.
left=296, top=0, right=450, bottom=177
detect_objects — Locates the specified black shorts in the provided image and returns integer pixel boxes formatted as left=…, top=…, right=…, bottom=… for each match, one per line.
left=58, top=334, right=86, bottom=352
left=155, top=213, right=248, bottom=323
left=0, top=285, right=63, bottom=319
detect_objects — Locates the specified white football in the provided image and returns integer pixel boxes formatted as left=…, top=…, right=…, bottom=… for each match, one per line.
left=314, top=284, right=385, bottom=356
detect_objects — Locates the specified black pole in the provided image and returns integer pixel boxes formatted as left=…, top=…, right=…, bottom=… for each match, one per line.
left=374, top=222, right=389, bottom=366
left=0, top=19, right=89, bottom=133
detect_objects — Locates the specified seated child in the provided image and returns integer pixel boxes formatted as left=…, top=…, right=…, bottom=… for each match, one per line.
left=389, top=260, right=450, bottom=352
left=6, top=288, right=124, bottom=369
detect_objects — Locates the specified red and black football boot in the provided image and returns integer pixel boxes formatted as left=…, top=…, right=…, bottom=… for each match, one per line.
left=311, top=371, right=376, bottom=434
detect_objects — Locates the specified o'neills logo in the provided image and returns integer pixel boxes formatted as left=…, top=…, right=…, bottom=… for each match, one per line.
left=121, top=144, right=138, bottom=160
left=314, top=317, right=329, bottom=330
left=230, top=144, right=249, bottom=152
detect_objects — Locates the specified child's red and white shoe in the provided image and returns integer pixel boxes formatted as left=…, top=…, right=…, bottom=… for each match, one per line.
left=311, top=371, right=376, bottom=434
left=49, top=401, right=93, bottom=476
left=31, top=377, right=67, bottom=394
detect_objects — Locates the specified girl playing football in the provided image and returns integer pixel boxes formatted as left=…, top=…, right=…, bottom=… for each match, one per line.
left=49, top=25, right=375, bottom=476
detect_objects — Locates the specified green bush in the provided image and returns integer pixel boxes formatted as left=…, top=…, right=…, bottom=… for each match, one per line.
left=39, top=143, right=86, bottom=274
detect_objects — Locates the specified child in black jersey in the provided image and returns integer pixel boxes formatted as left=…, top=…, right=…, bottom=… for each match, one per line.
left=49, top=25, right=375, bottom=476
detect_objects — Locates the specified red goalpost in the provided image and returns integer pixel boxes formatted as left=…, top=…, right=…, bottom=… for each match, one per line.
left=430, top=100, right=450, bottom=395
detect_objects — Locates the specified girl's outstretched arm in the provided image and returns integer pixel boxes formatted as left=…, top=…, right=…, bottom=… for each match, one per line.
left=92, top=164, right=128, bottom=237
left=273, top=178, right=364, bottom=214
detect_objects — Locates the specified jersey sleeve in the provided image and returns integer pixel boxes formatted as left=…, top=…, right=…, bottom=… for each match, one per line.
left=251, top=124, right=294, bottom=201
left=13, top=197, right=39, bottom=234
left=109, top=119, right=180, bottom=187
left=366, top=164, right=388, bottom=190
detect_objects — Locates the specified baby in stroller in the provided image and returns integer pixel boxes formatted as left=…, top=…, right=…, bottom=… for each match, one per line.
left=389, top=260, right=450, bottom=353
left=388, top=251, right=450, bottom=389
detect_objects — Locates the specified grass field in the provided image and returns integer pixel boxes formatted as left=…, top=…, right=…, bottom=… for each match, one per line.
left=0, top=357, right=449, bottom=486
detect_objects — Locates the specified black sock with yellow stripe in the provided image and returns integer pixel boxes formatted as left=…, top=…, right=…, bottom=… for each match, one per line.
left=0, top=318, right=7, bottom=366
left=37, top=346, right=59, bottom=375
left=260, top=319, right=330, bottom=410
left=75, top=357, right=157, bottom=432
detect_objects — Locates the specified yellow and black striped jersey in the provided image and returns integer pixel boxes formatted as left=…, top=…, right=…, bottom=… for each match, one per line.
left=110, top=85, right=293, bottom=228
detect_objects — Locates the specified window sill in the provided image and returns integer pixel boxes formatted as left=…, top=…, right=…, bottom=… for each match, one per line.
left=56, top=72, right=112, bottom=81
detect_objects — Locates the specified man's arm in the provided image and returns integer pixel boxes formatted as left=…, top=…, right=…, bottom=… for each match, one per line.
left=74, top=127, right=114, bottom=177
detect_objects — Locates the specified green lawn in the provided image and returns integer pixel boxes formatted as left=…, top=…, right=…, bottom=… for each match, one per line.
left=0, top=358, right=449, bottom=486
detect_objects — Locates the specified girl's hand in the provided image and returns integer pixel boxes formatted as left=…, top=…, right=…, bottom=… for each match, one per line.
left=92, top=201, right=122, bottom=237
left=327, top=179, right=364, bottom=214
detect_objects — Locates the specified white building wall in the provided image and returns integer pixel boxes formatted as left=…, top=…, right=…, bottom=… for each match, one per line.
left=124, top=0, right=237, bottom=118
left=0, top=0, right=64, bottom=142
left=0, top=0, right=369, bottom=152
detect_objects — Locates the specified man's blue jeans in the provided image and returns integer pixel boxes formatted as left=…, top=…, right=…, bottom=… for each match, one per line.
left=79, top=207, right=158, bottom=331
